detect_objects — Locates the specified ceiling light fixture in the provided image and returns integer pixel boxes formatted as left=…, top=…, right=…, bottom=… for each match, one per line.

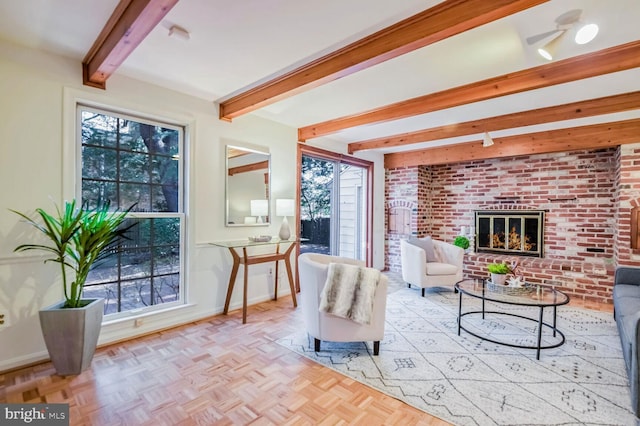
left=527, top=9, right=598, bottom=61
left=482, top=132, right=494, bottom=147
left=168, top=24, right=190, bottom=41
left=537, top=31, right=566, bottom=61
left=526, top=10, right=581, bottom=45
left=575, top=23, right=599, bottom=44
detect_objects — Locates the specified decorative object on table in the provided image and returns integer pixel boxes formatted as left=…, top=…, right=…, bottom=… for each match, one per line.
left=250, top=199, right=269, bottom=223
left=487, top=261, right=511, bottom=285
left=487, top=279, right=535, bottom=294
left=453, top=235, right=470, bottom=250
left=276, top=198, right=295, bottom=240
left=508, top=259, right=520, bottom=274
left=248, top=235, right=272, bottom=242
left=506, top=275, right=524, bottom=287
left=12, top=199, right=133, bottom=375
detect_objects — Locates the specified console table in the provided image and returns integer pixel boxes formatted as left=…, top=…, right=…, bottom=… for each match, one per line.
left=211, top=238, right=298, bottom=323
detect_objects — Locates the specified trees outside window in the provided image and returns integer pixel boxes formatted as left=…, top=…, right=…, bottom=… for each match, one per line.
left=79, top=107, right=184, bottom=315
left=300, top=156, right=333, bottom=222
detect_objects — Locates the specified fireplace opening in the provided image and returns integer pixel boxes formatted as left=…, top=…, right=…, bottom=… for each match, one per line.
left=474, top=210, right=544, bottom=257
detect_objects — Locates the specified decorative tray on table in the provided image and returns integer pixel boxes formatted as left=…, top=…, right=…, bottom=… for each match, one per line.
left=486, top=280, right=535, bottom=295
left=248, top=235, right=272, bottom=242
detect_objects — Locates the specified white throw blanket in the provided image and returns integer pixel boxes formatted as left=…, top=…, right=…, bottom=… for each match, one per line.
left=319, top=263, right=381, bottom=325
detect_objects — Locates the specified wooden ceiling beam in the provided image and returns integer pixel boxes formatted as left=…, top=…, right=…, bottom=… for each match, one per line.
left=348, top=91, right=640, bottom=153
left=384, top=119, right=640, bottom=168
left=300, top=40, right=640, bottom=141
left=228, top=160, right=269, bottom=176
left=218, top=0, right=548, bottom=121
left=83, top=0, right=178, bottom=89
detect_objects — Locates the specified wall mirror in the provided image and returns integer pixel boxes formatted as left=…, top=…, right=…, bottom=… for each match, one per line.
left=225, top=144, right=270, bottom=226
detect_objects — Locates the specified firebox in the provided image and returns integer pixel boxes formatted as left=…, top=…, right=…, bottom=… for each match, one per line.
left=474, top=210, right=544, bottom=257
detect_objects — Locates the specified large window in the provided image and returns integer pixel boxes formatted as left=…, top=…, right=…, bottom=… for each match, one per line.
left=78, top=106, right=184, bottom=316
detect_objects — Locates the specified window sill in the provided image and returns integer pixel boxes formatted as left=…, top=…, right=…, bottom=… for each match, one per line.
left=102, top=303, right=196, bottom=327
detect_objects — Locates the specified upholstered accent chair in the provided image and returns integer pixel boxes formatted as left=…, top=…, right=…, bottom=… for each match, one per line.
left=400, top=237, right=464, bottom=296
left=297, top=253, right=388, bottom=355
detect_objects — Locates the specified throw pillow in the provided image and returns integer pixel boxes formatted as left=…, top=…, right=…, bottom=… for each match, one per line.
left=408, top=236, right=438, bottom=262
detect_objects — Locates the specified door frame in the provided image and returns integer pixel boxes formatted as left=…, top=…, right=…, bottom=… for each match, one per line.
left=296, top=143, right=374, bottom=266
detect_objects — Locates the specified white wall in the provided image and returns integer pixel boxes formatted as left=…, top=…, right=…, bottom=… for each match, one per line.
left=0, top=39, right=388, bottom=371
left=0, top=40, right=301, bottom=371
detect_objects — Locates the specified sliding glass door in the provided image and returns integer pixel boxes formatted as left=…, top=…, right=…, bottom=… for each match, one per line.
left=298, top=145, right=372, bottom=264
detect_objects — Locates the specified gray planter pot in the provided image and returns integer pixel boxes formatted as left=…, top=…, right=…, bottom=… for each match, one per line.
left=39, top=298, right=104, bottom=376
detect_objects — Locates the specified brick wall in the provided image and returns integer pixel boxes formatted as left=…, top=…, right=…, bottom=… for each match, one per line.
left=615, top=145, right=640, bottom=265
left=386, top=167, right=418, bottom=269
left=385, top=145, right=640, bottom=304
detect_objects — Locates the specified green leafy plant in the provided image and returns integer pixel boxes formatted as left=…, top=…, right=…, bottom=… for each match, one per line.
left=12, top=200, right=134, bottom=308
left=453, top=235, right=470, bottom=250
left=487, top=262, right=511, bottom=274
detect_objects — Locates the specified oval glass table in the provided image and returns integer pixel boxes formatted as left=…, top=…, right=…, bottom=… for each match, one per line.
left=454, top=278, right=570, bottom=359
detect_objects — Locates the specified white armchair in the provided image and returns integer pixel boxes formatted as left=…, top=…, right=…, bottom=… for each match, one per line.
left=298, top=253, right=388, bottom=355
left=400, top=238, right=463, bottom=296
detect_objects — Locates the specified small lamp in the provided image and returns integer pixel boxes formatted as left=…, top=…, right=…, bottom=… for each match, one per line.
left=276, top=199, right=295, bottom=240
left=250, top=199, right=268, bottom=223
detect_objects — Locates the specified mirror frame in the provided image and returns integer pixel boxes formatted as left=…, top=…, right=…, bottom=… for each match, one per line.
left=225, top=144, right=271, bottom=227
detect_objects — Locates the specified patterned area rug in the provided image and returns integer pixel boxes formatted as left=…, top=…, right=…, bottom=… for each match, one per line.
left=277, top=285, right=636, bottom=425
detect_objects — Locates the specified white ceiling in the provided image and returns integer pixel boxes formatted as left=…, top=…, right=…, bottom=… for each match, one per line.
left=1, top=0, right=639, bottom=153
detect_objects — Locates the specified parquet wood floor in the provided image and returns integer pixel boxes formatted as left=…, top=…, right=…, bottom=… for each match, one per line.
left=0, top=282, right=613, bottom=426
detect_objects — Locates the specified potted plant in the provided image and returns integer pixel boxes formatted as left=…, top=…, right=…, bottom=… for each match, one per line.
left=487, top=262, right=511, bottom=285
left=453, top=235, right=470, bottom=251
left=12, top=199, right=133, bottom=375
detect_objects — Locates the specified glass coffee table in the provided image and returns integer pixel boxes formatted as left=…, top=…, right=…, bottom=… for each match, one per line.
left=455, top=278, right=570, bottom=359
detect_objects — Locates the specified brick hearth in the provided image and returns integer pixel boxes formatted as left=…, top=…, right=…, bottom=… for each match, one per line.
left=385, top=143, right=640, bottom=304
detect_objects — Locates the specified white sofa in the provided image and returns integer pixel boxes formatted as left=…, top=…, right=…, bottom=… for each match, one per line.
left=400, top=238, right=464, bottom=296
left=298, top=253, right=388, bottom=355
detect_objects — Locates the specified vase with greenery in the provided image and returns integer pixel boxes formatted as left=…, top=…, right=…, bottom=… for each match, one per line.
left=487, top=262, right=511, bottom=286
left=12, top=199, right=133, bottom=375
left=453, top=235, right=470, bottom=250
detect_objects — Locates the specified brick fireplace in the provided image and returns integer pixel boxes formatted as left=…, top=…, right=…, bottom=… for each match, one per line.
left=385, top=144, right=640, bottom=304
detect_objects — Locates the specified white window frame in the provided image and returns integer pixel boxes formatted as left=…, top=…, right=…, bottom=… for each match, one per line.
left=74, top=103, right=187, bottom=320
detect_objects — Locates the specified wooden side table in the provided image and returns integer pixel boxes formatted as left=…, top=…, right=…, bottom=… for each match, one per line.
left=211, top=238, right=298, bottom=323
